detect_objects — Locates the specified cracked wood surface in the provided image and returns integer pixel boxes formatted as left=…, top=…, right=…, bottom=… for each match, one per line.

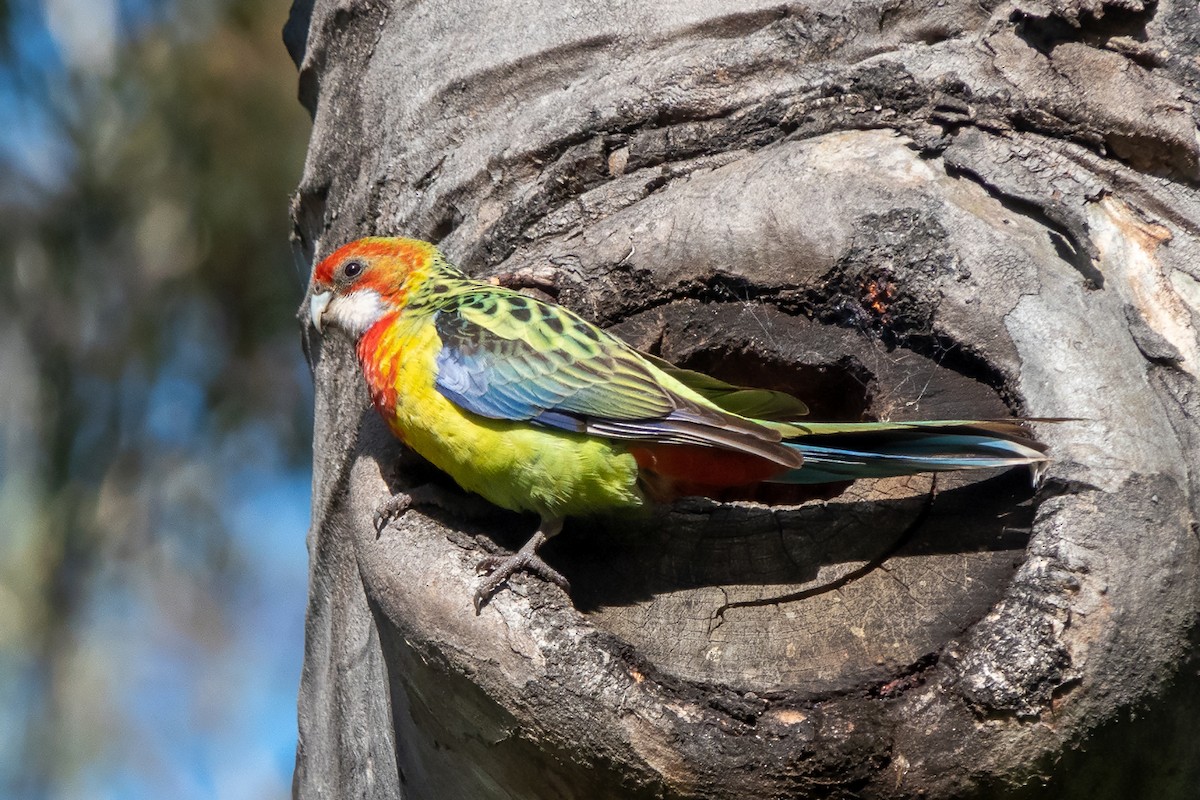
left=288, top=0, right=1200, bottom=797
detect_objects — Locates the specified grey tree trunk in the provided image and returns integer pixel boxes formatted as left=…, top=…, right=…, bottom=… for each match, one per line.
left=286, top=1, right=1200, bottom=797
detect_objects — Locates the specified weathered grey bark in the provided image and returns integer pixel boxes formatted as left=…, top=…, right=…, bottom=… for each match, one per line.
left=286, top=1, right=1200, bottom=797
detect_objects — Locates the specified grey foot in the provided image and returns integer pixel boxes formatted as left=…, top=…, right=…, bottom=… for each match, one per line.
left=487, top=266, right=560, bottom=295
left=373, top=483, right=468, bottom=535
left=473, top=525, right=568, bottom=613
left=373, top=492, right=414, bottom=534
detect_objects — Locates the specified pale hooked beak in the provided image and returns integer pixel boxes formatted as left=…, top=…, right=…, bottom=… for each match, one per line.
left=309, top=291, right=332, bottom=334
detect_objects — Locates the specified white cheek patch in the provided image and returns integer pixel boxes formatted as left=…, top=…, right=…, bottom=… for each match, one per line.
left=328, top=289, right=388, bottom=337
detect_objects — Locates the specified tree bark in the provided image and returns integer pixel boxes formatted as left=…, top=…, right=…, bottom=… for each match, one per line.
left=287, top=1, right=1200, bottom=797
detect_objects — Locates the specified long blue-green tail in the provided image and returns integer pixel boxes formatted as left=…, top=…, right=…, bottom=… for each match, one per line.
left=770, top=420, right=1048, bottom=484
left=651, top=356, right=1049, bottom=484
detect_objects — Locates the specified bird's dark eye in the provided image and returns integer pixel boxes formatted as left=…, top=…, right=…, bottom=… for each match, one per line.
left=342, top=260, right=365, bottom=279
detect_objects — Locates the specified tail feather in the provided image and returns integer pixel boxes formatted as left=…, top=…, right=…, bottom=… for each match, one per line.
left=771, top=421, right=1048, bottom=485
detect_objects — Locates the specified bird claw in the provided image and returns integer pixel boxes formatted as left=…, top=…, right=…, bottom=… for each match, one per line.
left=373, top=483, right=470, bottom=535
left=473, top=527, right=569, bottom=614
left=487, top=266, right=560, bottom=295
left=373, top=492, right=414, bottom=534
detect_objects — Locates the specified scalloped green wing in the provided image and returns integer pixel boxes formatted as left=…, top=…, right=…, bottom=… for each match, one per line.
left=639, top=353, right=810, bottom=421
left=430, top=287, right=799, bottom=466
left=433, top=288, right=676, bottom=423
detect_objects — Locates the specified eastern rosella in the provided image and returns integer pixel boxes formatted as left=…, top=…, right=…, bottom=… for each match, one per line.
left=309, top=237, right=1047, bottom=611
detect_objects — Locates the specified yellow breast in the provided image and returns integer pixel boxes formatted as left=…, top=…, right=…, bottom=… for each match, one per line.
left=360, top=314, right=644, bottom=519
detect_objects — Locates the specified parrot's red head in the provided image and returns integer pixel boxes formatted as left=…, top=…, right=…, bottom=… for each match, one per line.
left=308, top=237, right=438, bottom=338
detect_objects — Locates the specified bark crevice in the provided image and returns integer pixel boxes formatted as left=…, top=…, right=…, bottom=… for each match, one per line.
left=292, top=1, right=1200, bottom=797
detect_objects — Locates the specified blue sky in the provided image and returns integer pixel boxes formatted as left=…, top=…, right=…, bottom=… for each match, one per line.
left=0, top=1, right=314, bottom=796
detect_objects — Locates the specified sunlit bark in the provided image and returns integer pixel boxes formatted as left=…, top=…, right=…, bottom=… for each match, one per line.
left=289, top=1, right=1200, bottom=796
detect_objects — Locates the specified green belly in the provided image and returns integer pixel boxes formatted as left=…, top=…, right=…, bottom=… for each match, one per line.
left=404, top=407, right=646, bottom=518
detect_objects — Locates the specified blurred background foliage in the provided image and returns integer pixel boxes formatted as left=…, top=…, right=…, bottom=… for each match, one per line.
left=0, top=0, right=312, bottom=796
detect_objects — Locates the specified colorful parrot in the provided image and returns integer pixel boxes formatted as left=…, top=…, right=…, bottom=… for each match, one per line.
left=308, top=237, right=1047, bottom=611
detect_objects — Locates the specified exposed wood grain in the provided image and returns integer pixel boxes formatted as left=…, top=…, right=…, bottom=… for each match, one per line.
left=289, top=0, right=1200, bottom=796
